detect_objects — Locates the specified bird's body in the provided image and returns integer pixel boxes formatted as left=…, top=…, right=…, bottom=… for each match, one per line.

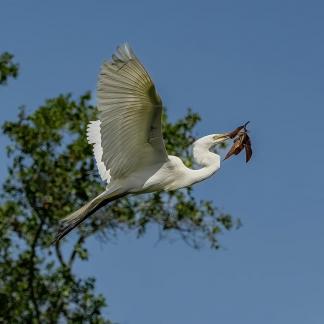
left=53, top=44, right=231, bottom=243
left=124, top=148, right=220, bottom=193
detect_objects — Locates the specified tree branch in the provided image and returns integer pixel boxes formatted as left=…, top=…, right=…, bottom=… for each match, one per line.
left=68, top=234, right=85, bottom=267
left=54, top=242, right=67, bottom=267
left=28, top=217, right=44, bottom=323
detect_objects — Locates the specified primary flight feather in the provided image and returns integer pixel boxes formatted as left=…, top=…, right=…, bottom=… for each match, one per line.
left=52, top=43, right=250, bottom=243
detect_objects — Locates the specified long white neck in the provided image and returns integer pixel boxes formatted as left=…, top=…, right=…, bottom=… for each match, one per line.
left=185, top=137, right=221, bottom=186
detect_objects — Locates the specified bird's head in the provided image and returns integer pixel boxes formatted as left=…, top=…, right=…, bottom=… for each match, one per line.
left=192, top=133, right=230, bottom=166
left=193, top=134, right=230, bottom=150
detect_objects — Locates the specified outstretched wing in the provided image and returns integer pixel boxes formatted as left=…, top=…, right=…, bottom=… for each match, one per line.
left=95, top=43, right=168, bottom=180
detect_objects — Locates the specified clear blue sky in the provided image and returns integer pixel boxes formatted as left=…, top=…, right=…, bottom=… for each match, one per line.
left=1, top=1, right=324, bottom=323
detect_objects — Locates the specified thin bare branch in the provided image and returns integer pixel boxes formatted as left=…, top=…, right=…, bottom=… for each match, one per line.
left=68, top=234, right=86, bottom=267
left=28, top=217, right=44, bottom=323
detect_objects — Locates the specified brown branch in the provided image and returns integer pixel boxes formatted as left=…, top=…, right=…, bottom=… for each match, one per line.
left=68, top=234, right=86, bottom=267
left=54, top=242, right=67, bottom=267
left=52, top=241, right=71, bottom=321
left=28, top=217, right=44, bottom=323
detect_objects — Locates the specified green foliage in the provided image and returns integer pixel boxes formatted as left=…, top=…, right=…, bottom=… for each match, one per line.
left=0, top=91, right=238, bottom=321
left=0, top=52, right=19, bottom=85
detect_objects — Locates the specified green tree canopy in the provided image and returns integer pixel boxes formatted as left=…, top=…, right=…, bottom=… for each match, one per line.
left=0, top=68, right=237, bottom=322
left=0, top=52, right=19, bottom=86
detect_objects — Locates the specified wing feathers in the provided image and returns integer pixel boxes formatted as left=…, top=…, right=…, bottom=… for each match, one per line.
left=96, top=43, right=168, bottom=179
left=86, top=121, right=111, bottom=182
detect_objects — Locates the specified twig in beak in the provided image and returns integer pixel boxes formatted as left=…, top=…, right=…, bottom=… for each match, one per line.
left=224, top=122, right=252, bottom=163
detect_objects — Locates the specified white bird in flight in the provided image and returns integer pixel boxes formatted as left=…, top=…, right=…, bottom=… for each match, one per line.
left=53, top=43, right=240, bottom=243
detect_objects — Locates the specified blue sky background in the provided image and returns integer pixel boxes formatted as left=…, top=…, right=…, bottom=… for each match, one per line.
left=1, top=1, right=324, bottom=323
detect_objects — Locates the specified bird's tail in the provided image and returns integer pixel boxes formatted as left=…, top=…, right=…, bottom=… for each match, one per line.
left=51, top=188, right=125, bottom=244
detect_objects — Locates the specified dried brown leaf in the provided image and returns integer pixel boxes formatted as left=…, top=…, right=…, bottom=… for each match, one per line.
left=226, top=121, right=250, bottom=139
left=224, top=124, right=253, bottom=163
left=244, top=134, right=252, bottom=162
left=224, top=132, right=246, bottom=160
left=226, top=126, right=244, bottom=139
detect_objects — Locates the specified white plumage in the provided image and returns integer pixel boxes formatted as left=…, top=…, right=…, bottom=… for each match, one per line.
left=52, top=43, right=231, bottom=243
left=86, top=120, right=111, bottom=182
left=96, top=43, right=168, bottom=179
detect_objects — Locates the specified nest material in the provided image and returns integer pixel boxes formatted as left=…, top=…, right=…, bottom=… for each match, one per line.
left=224, top=122, right=252, bottom=163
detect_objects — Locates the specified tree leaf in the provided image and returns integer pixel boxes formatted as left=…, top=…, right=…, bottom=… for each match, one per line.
left=244, top=134, right=252, bottom=163
left=224, top=132, right=246, bottom=160
left=224, top=125, right=253, bottom=163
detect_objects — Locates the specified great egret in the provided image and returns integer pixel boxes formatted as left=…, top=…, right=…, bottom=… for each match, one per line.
left=52, top=43, right=242, bottom=243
